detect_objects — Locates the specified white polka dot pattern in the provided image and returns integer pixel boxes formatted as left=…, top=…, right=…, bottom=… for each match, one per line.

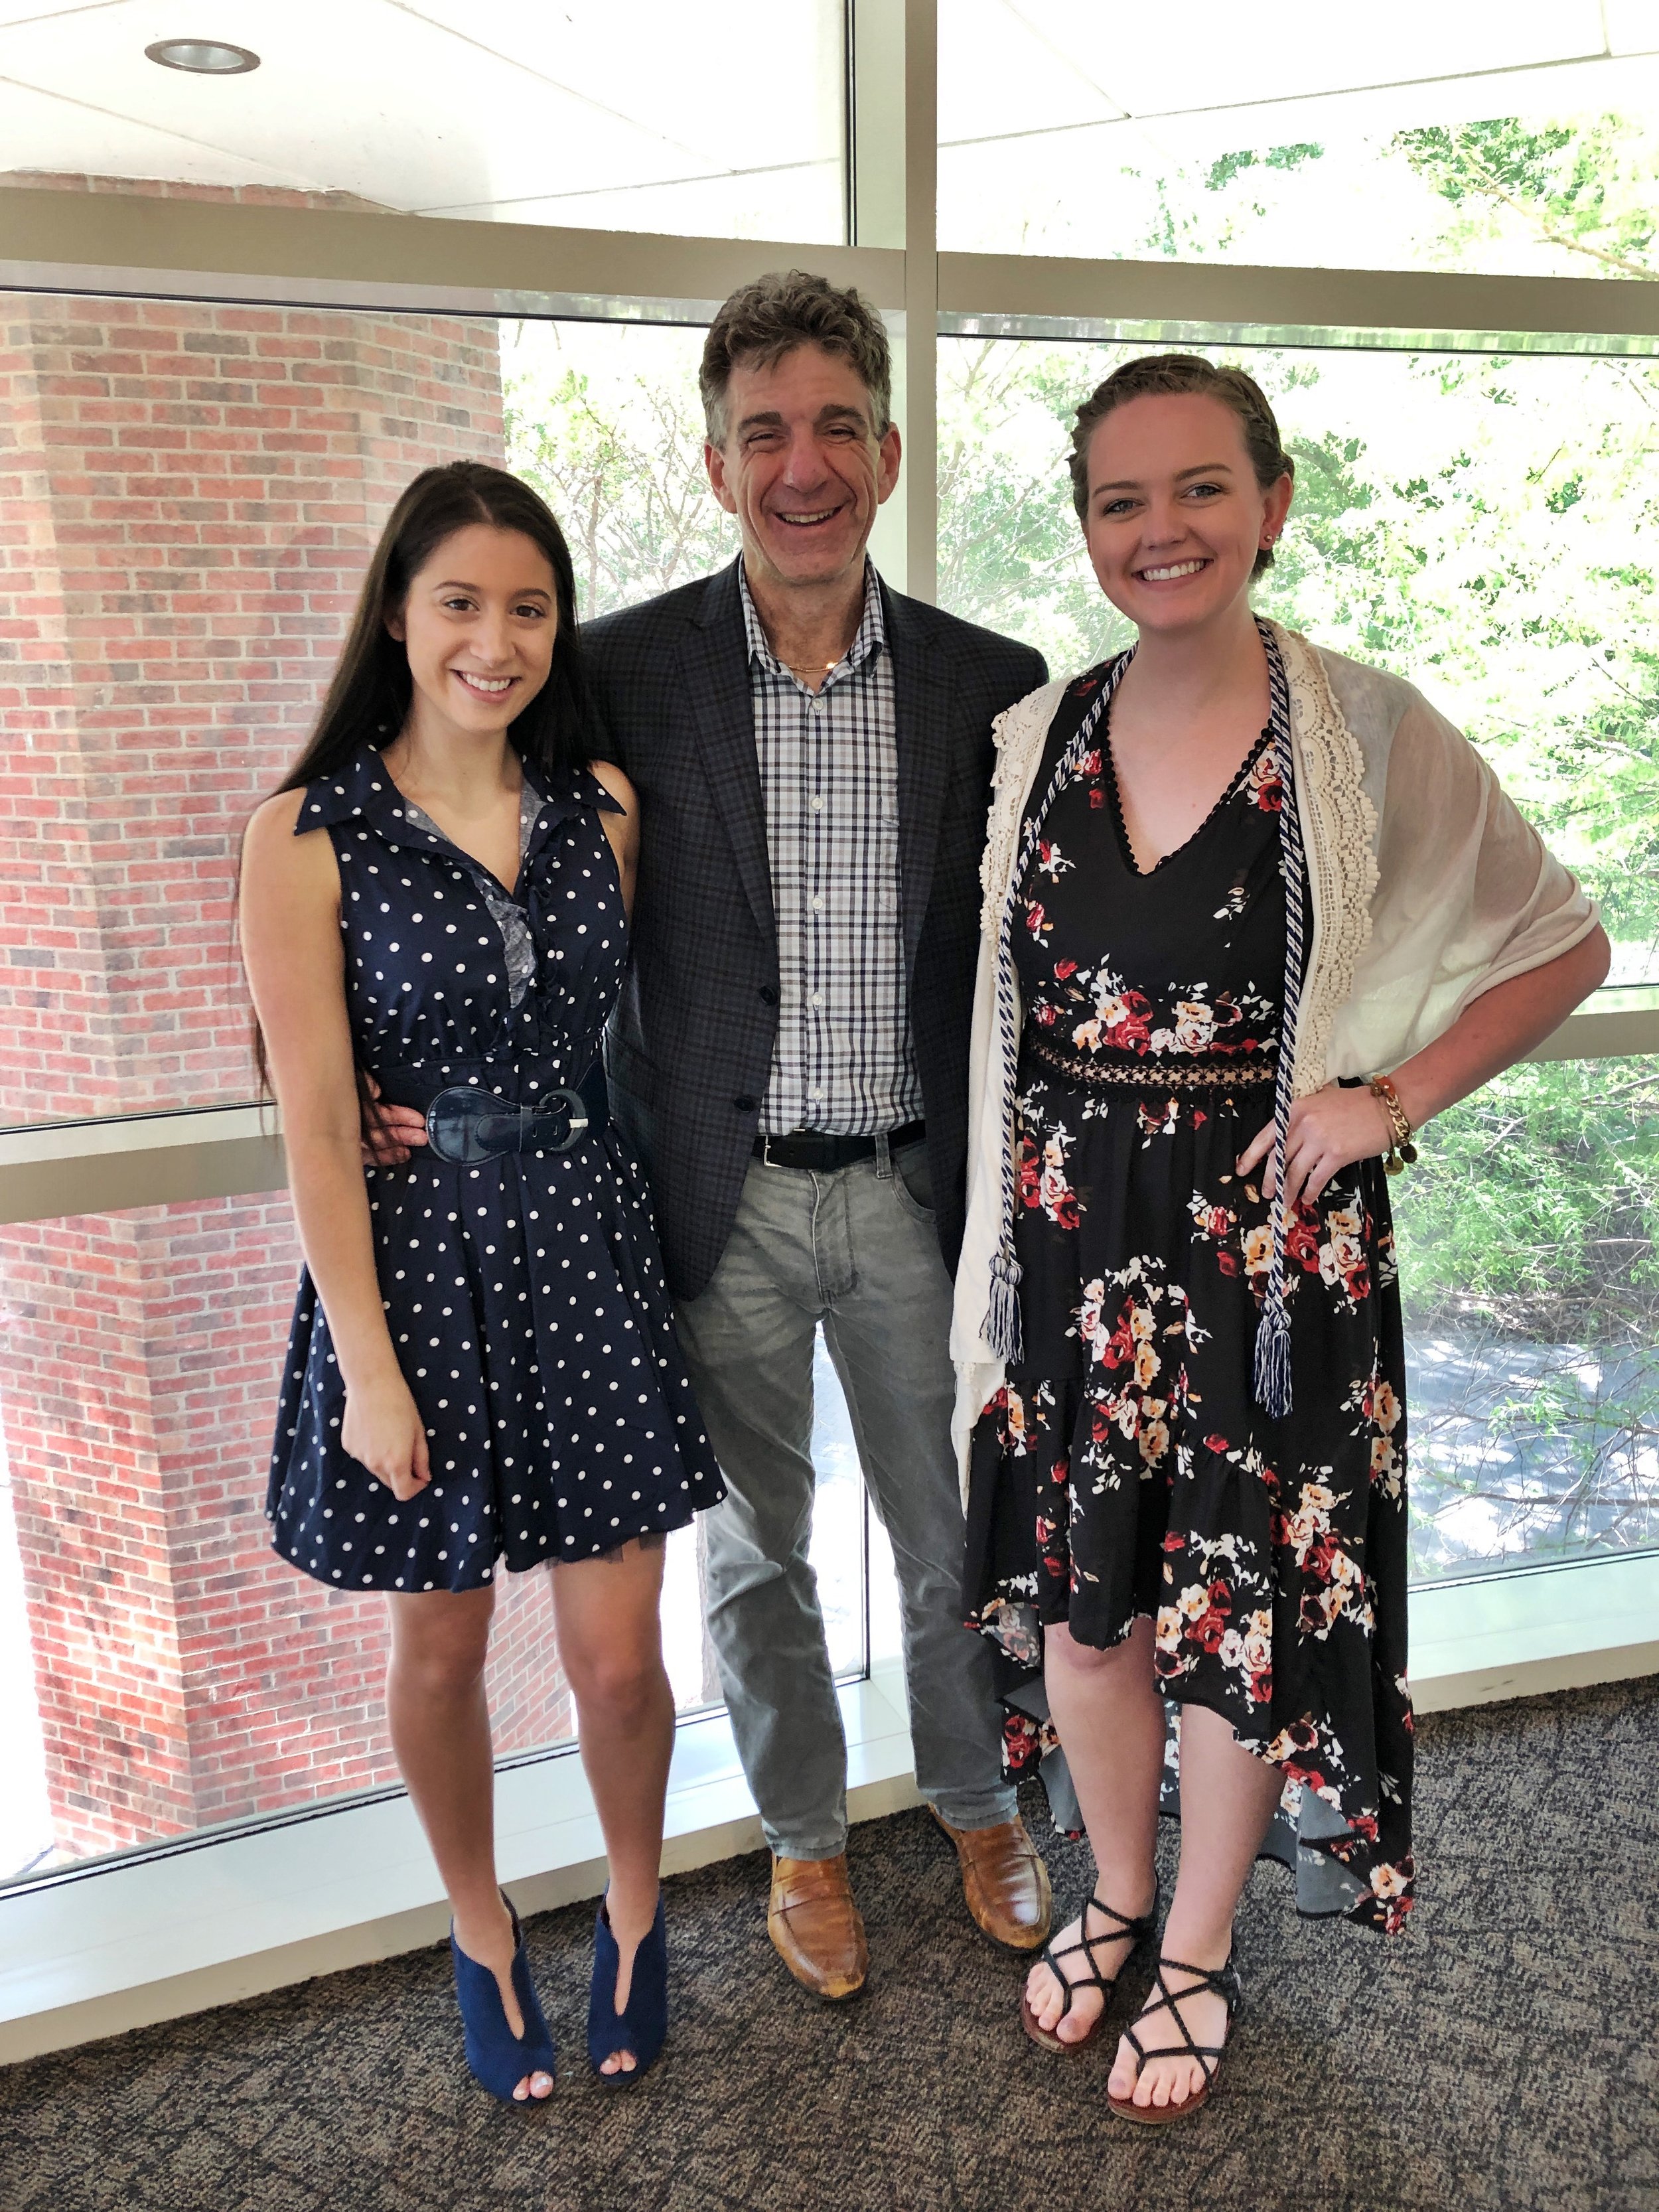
left=266, top=744, right=725, bottom=1590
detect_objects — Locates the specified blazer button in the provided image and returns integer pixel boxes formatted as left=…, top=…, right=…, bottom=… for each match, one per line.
left=733, top=1094, right=758, bottom=1112
left=758, top=984, right=779, bottom=1005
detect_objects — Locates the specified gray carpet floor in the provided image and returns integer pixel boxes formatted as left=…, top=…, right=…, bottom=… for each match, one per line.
left=2, top=1678, right=1656, bottom=2212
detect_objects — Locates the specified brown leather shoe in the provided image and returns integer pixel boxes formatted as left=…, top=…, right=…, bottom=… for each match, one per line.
left=931, top=1808, right=1053, bottom=1951
left=767, top=1852, right=869, bottom=2001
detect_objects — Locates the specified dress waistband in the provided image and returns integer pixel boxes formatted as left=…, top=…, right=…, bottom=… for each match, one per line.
left=1025, top=1030, right=1277, bottom=1091
left=370, top=1057, right=593, bottom=1112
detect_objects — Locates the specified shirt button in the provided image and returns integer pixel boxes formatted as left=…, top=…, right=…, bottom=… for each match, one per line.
left=812, top=698, right=826, bottom=715
left=809, top=795, right=825, bottom=812
left=810, top=1086, right=824, bottom=1102
left=809, top=992, right=824, bottom=1009
left=811, top=894, right=825, bottom=913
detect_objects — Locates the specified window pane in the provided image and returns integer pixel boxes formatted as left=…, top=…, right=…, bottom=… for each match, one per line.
left=0, top=1195, right=869, bottom=1878
left=939, top=332, right=1659, bottom=1582
left=503, top=320, right=735, bottom=619
left=938, top=332, right=1659, bottom=981
left=0, top=1, right=845, bottom=242
left=0, top=299, right=735, bottom=1128
left=939, top=1, right=1659, bottom=277
left=1398, top=1057, right=1659, bottom=1580
left=0, top=287, right=509, bottom=1126
left=0, top=1193, right=580, bottom=1878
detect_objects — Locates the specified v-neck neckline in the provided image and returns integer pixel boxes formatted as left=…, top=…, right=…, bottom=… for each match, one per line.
left=384, top=766, right=543, bottom=902
left=1100, top=720, right=1273, bottom=881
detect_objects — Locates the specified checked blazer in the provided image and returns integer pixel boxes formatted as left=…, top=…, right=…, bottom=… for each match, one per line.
left=585, top=556, right=1046, bottom=1303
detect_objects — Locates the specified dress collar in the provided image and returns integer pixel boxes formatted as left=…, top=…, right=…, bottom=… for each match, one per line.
left=297, top=742, right=618, bottom=869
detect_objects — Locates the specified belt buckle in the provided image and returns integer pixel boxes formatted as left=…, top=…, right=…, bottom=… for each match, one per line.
left=425, top=1084, right=591, bottom=1164
left=539, top=1085, right=590, bottom=1153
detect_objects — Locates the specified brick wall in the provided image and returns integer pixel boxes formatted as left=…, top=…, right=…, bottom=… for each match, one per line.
left=0, top=272, right=575, bottom=1860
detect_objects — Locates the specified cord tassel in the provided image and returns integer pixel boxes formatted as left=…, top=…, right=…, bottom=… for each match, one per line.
left=1252, top=1294, right=1293, bottom=1420
left=985, top=1246, right=1024, bottom=1365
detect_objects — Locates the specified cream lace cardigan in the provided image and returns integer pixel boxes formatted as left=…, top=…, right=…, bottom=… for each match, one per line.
left=949, top=621, right=1599, bottom=1490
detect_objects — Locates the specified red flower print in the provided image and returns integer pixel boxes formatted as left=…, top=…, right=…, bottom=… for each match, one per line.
left=1203, top=1434, right=1231, bottom=1455
left=1024, top=901, right=1046, bottom=937
left=1017, top=1136, right=1042, bottom=1211
left=1054, top=958, right=1078, bottom=981
left=1285, top=1214, right=1323, bottom=1272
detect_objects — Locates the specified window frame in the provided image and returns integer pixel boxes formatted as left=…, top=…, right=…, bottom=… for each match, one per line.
left=1, top=0, right=1656, bottom=2053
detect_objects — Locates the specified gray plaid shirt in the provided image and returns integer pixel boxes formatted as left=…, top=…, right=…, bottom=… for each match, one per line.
left=741, top=559, right=924, bottom=1137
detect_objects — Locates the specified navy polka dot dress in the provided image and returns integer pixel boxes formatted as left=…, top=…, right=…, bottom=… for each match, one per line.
left=265, top=741, right=725, bottom=1592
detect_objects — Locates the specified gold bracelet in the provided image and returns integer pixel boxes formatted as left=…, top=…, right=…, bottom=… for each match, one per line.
left=1368, top=1072, right=1418, bottom=1175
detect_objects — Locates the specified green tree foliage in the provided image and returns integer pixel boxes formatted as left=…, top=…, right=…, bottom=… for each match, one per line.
left=1393, top=115, right=1659, bottom=279
left=503, top=325, right=733, bottom=618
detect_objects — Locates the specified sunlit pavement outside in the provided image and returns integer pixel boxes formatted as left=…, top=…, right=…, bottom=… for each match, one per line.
left=1407, top=1335, right=1659, bottom=1578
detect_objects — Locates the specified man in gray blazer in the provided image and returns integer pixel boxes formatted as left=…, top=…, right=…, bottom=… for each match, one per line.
left=585, top=274, right=1050, bottom=1998
left=367, top=273, right=1052, bottom=1998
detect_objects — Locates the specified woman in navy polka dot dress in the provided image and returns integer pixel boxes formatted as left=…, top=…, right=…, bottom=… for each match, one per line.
left=241, top=461, right=723, bottom=2106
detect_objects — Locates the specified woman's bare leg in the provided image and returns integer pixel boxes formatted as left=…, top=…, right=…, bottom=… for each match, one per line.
left=1024, top=1615, right=1165, bottom=2044
left=549, top=1534, right=675, bottom=2077
left=1107, top=1699, right=1284, bottom=2111
left=386, top=1585, right=552, bottom=2104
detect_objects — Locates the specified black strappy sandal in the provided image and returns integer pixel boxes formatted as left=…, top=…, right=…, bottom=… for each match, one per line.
left=1108, top=1951, right=1242, bottom=2124
left=1019, top=1886, right=1159, bottom=2055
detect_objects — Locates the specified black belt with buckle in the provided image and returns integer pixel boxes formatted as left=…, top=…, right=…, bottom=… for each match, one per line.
left=370, top=1058, right=610, bottom=1166
left=753, top=1119, right=925, bottom=1173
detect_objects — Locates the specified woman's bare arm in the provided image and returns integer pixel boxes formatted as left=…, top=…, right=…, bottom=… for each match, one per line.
left=240, top=792, right=429, bottom=1498
left=1238, top=926, right=1611, bottom=1207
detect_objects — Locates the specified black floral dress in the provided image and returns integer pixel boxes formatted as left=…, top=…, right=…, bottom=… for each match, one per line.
left=964, top=669, right=1416, bottom=1933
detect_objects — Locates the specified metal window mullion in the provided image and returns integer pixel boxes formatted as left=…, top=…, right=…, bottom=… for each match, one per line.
left=902, top=0, right=938, bottom=605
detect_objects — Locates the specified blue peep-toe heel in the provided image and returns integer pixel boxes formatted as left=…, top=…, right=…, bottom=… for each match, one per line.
left=588, top=1893, right=668, bottom=2087
left=451, top=1893, right=557, bottom=2108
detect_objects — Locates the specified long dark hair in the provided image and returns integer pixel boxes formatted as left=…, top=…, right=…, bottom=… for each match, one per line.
left=250, top=462, right=593, bottom=1102
left=273, top=459, right=593, bottom=797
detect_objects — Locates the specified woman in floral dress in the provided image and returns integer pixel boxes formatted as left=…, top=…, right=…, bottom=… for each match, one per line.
left=951, top=356, right=1607, bottom=2124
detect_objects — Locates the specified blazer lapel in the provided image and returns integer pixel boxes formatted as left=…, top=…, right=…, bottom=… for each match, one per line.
left=883, top=582, right=957, bottom=980
left=682, top=559, right=775, bottom=946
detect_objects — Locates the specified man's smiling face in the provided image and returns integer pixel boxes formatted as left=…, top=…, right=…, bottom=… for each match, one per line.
left=705, top=342, right=901, bottom=593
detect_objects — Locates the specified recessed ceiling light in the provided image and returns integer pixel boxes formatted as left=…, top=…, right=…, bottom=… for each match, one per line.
left=144, top=38, right=260, bottom=75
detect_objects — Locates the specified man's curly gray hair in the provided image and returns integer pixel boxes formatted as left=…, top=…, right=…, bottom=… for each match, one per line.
left=700, top=269, right=893, bottom=445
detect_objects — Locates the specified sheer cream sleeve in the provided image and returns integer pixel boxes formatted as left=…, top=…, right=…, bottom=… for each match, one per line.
left=1324, top=685, right=1599, bottom=1082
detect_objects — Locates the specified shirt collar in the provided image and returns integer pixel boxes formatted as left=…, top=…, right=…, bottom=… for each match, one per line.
left=738, top=557, right=887, bottom=689
left=297, top=743, right=616, bottom=862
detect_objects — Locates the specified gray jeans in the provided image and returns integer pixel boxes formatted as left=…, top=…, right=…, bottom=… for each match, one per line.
left=674, top=1133, right=1015, bottom=1860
